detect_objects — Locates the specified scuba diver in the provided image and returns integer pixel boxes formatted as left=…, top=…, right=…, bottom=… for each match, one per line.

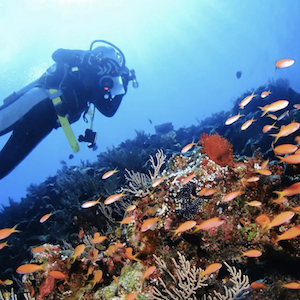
left=0, top=40, right=138, bottom=179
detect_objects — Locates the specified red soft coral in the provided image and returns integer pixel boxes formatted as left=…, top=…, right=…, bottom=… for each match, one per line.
left=198, top=133, right=234, bottom=167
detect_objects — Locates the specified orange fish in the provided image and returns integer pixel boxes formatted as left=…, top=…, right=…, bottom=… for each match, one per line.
left=256, top=169, right=271, bottom=176
left=294, top=104, right=300, bottom=110
left=275, top=58, right=295, bottom=69
left=255, top=214, right=270, bottom=228
left=78, top=229, right=84, bottom=239
left=102, top=168, right=119, bottom=179
left=251, top=281, right=266, bottom=289
left=181, top=140, right=196, bottom=153
left=222, top=190, right=243, bottom=202
left=261, top=90, right=271, bottom=98
left=92, top=270, right=103, bottom=288
left=125, top=205, right=137, bottom=212
left=151, top=177, right=165, bottom=188
left=92, top=235, right=107, bottom=244
left=125, top=247, right=141, bottom=262
left=241, top=118, right=255, bottom=130
left=0, top=241, right=8, bottom=250
left=104, top=192, right=125, bottom=205
left=267, top=211, right=294, bottom=229
left=92, top=250, right=98, bottom=262
left=275, top=225, right=300, bottom=242
left=225, top=112, right=244, bottom=125
left=241, top=249, right=262, bottom=257
left=272, top=198, right=288, bottom=204
left=125, top=293, right=138, bottom=300
left=281, top=282, right=300, bottom=289
left=259, top=100, right=289, bottom=117
left=271, top=121, right=300, bottom=143
left=81, top=199, right=101, bottom=208
left=142, top=266, right=156, bottom=281
left=260, top=159, right=269, bottom=170
left=70, top=244, right=85, bottom=263
left=199, top=188, right=217, bottom=196
left=267, top=113, right=278, bottom=120
left=239, top=91, right=256, bottom=109
left=141, top=217, right=160, bottom=232
left=0, top=225, right=19, bottom=240
left=181, top=172, right=195, bottom=185
left=31, top=245, right=47, bottom=253
left=276, top=154, right=300, bottom=164
left=49, top=271, right=66, bottom=280
left=39, top=212, right=53, bottom=223
left=0, top=279, right=13, bottom=286
left=193, top=217, right=224, bottom=232
left=119, top=216, right=135, bottom=226
left=262, top=123, right=277, bottom=133
left=246, top=201, right=262, bottom=207
left=201, top=263, right=222, bottom=278
left=273, top=144, right=298, bottom=155
left=245, top=176, right=260, bottom=183
left=292, top=206, right=300, bottom=213
left=171, top=220, right=197, bottom=238
left=273, top=181, right=300, bottom=199
left=16, top=264, right=45, bottom=274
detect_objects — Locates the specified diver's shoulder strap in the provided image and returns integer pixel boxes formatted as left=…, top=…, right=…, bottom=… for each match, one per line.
left=48, top=89, right=79, bottom=153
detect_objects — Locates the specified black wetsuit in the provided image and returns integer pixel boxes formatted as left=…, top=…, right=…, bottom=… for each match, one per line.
left=0, top=48, right=128, bottom=179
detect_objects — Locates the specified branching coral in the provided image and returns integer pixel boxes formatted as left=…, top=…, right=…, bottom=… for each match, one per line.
left=198, top=133, right=234, bottom=167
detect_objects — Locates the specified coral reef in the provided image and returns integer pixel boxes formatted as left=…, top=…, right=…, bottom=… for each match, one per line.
left=1, top=80, right=300, bottom=299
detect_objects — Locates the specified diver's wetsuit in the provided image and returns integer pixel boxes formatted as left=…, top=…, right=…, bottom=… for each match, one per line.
left=0, top=46, right=129, bottom=179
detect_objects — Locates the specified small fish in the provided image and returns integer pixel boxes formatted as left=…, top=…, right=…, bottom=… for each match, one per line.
left=241, top=249, right=262, bottom=257
left=239, top=92, right=256, bottom=109
left=142, top=266, right=156, bottom=281
left=262, top=123, right=277, bottom=133
left=267, top=113, right=278, bottom=120
left=292, top=206, right=300, bottom=213
left=273, top=181, right=300, bottom=199
left=40, top=212, right=53, bottom=223
left=246, top=201, right=262, bottom=207
left=92, top=270, right=103, bottom=288
left=104, top=192, right=125, bottom=205
left=200, top=263, right=222, bottom=278
left=119, top=216, right=135, bottom=226
left=275, top=225, right=300, bottom=242
left=293, top=104, right=300, bottom=110
left=31, top=245, right=47, bottom=253
left=49, top=271, right=67, bottom=280
left=255, top=169, right=271, bottom=176
left=255, top=214, right=270, bottom=228
left=92, top=250, right=98, bottom=262
left=281, top=282, right=300, bottom=289
left=261, top=90, right=271, bottom=98
left=102, top=168, right=119, bottom=179
left=181, top=140, right=196, bottom=153
left=236, top=71, right=242, bottom=79
left=151, top=176, right=165, bottom=188
left=246, top=176, right=260, bottom=183
left=260, top=159, right=269, bottom=169
left=271, top=121, right=300, bottom=143
left=0, top=241, right=8, bottom=250
left=81, top=199, right=101, bottom=208
left=70, top=244, right=85, bottom=263
left=222, top=190, right=243, bottom=202
left=241, top=118, right=255, bottom=130
left=125, top=205, right=137, bottom=212
left=171, top=220, right=197, bottom=239
left=225, top=112, right=244, bottom=125
left=92, top=235, right=107, bottom=244
left=181, top=172, right=195, bottom=185
left=0, top=225, right=19, bottom=240
left=125, top=247, right=141, bottom=262
left=276, top=154, right=300, bottom=164
left=16, top=264, right=45, bottom=274
left=78, top=229, right=84, bottom=239
left=141, top=217, right=160, bottom=232
left=267, top=211, right=294, bottom=229
left=250, top=281, right=266, bottom=289
left=193, top=217, right=224, bottom=232
left=273, top=144, right=298, bottom=155
left=259, top=100, right=289, bottom=117
left=0, top=279, right=13, bottom=286
left=275, top=58, right=295, bottom=69
left=69, top=154, right=74, bottom=159
left=198, top=188, right=217, bottom=196
left=272, top=198, right=288, bottom=204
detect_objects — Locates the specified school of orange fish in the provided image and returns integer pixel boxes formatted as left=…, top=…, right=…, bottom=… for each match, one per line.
left=1, top=57, right=300, bottom=299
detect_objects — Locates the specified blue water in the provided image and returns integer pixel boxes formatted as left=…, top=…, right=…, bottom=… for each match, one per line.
left=0, top=0, right=299, bottom=206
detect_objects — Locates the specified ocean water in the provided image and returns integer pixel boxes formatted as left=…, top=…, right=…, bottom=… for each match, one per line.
left=0, top=0, right=299, bottom=206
